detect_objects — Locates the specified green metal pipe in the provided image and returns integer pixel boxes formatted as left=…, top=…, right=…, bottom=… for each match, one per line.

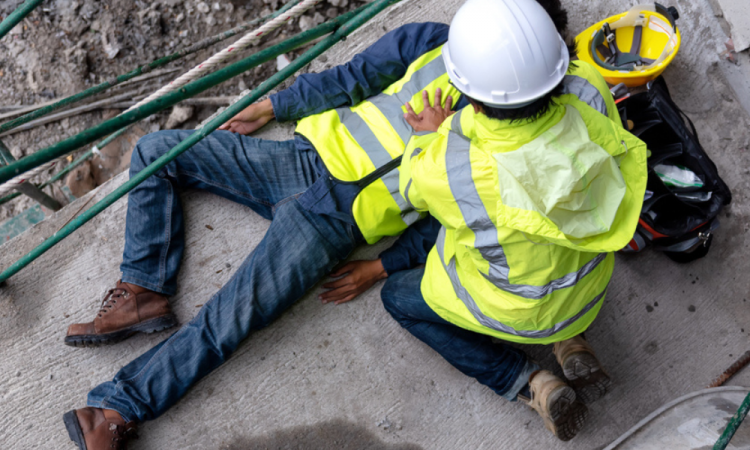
left=0, top=131, right=119, bottom=206
left=0, top=0, right=400, bottom=284
left=0, top=7, right=364, bottom=184
left=714, top=390, right=750, bottom=450
left=0, top=0, right=303, bottom=135
left=0, top=0, right=43, bottom=40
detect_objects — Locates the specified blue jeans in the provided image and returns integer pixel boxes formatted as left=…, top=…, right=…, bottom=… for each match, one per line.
left=381, top=268, right=539, bottom=401
left=88, top=130, right=362, bottom=422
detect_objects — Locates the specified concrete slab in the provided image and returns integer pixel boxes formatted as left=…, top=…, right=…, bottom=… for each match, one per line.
left=715, top=0, right=750, bottom=51
left=2, top=0, right=750, bottom=449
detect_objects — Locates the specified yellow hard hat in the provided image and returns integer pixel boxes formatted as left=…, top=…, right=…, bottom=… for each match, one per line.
left=575, top=3, right=681, bottom=87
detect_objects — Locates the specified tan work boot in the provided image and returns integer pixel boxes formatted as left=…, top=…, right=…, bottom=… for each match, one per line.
left=65, top=280, right=177, bottom=347
left=518, top=370, right=588, bottom=441
left=63, top=407, right=137, bottom=450
left=553, top=335, right=611, bottom=404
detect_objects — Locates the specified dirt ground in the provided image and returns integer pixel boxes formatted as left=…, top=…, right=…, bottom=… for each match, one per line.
left=0, top=0, right=366, bottom=221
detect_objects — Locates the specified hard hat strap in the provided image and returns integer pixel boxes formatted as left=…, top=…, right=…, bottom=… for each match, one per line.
left=591, top=3, right=678, bottom=72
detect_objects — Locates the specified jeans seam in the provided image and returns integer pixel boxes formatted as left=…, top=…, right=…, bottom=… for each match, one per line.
left=272, top=192, right=304, bottom=215
left=171, top=168, right=275, bottom=208
left=157, top=182, right=172, bottom=291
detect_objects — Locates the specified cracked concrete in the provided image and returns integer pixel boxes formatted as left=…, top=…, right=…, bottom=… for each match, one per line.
left=1, top=0, right=750, bottom=449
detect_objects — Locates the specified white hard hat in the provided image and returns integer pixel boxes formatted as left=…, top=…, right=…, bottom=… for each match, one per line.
left=443, top=0, right=570, bottom=108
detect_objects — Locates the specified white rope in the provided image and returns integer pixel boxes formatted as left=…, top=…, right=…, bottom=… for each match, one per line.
left=126, top=0, right=322, bottom=112
left=0, top=0, right=321, bottom=198
left=0, top=160, right=58, bottom=197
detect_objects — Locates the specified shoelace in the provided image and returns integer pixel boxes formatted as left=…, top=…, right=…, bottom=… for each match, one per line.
left=97, top=287, right=129, bottom=318
left=110, top=423, right=138, bottom=450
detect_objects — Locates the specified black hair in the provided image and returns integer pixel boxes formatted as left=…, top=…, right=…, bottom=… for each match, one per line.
left=535, top=0, right=569, bottom=37
left=466, top=44, right=578, bottom=124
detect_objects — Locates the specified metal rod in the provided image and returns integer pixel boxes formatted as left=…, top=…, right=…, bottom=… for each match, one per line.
left=0, top=0, right=303, bottom=135
left=12, top=182, right=62, bottom=211
left=0, top=0, right=400, bottom=285
left=0, top=90, right=139, bottom=137
left=0, top=137, right=61, bottom=210
left=0, top=8, right=364, bottom=184
left=708, top=351, right=750, bottom=388
left=0, top=0, right=43, bottom=40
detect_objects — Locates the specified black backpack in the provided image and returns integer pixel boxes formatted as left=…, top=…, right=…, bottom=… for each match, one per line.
left=617, top=76, right=732, bottom=263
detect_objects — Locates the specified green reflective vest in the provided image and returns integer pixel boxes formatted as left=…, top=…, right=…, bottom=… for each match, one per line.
left=401, top=66, right=648, bottom=344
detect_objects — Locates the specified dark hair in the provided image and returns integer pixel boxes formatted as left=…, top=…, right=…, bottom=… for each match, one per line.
left=466, top=44, right=578, bottom=124
left=535, top=0, right=569, bottom=37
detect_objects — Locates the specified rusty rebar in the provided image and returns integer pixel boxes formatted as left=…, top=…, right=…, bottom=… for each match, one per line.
left=708, top=350, right=750, bottom=388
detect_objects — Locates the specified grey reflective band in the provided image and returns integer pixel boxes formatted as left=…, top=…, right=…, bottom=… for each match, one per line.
left=444, top=129, right=606, bottom=299
left=561, top=75, right=608, bottom=116
left=336, top=108, right=417, bottom=225
left=368, top=56, right=448, bottom=144
left=436, top=227, right=607, bottom=338
left=403, top=146, right=424, bottom=210
left=451, top=110, right=463, bottom=137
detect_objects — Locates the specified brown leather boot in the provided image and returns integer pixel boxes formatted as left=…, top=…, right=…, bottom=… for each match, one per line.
left=553, top=334, right=611, bottom=404
left=63, top=407, right=137, bottom=450
left=65, top=280, right=177, bottom=347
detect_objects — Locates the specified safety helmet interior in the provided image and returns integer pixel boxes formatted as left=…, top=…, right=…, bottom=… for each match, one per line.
left=442, top=0, right=569, bottom=108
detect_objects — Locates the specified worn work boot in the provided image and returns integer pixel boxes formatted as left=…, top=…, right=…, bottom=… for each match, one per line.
left=63, top=407, right=137, bottom=450
left=553, top=335, right=611, bottom=404
left=518, top=370, right=588, bottom=441
left=65, top=280, right=177, bottom=347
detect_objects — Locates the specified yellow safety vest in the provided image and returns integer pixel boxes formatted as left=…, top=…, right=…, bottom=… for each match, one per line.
left=401, top=71, right=648, bottom=344
left=296, top=46, right=461, bottom=244
left=297, top=42, right=628, bottom=246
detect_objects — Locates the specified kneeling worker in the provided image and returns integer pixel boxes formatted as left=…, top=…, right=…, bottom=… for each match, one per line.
left=382, top=0, right=648, bottom=441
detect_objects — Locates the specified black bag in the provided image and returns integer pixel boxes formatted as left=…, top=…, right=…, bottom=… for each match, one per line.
left=617, top=76, right=732, bottom=263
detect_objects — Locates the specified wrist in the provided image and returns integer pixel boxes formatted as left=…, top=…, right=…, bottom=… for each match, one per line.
left=372, top=259, right=388, bottom=280
left=261, top=98, right=275, bottom=119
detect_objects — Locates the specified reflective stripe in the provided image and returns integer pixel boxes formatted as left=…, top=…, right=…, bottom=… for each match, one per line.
left=337, top=108, right=416, bottom=224
left=444, top=130, right=606, bottom=299
left=403, top=146, right=424, bottom=210
left=368, top=56, right=448, bottom=144
left=436, top=227, right=607, bottom=338
left=561, top=75, right=607, bottom=116
left=451, top=111, right=463, bottom=137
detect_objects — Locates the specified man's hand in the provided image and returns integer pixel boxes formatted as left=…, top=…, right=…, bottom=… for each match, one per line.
left=218, top=98, right=275, bottom=135
left=320, top=259, right=388, bottom=305
left=404, top=88, right=454, bottom=133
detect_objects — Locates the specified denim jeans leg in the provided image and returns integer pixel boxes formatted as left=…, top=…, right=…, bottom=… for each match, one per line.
left=120, top=130, right=320, bottom=295
left=380, top=267, right=539, bottom=401
left=88, top=198, right=361, bottom=422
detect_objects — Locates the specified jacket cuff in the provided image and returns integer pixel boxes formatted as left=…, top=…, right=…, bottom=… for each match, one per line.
left=269, top=91, right=297, bottom=122
left=379, top=250, right=408, bottom=276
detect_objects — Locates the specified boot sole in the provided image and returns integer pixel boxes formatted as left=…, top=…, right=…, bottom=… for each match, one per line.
left=63, top=410, right=87, bottom=450
left=64, top=314, right=178, bottom=348
left=562, top=351, right=612, bottom=404
left=546, top=385, right=589, bottom=441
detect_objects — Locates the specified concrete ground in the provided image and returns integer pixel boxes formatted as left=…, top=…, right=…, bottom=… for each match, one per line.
left=2, top=0, right=750, bottom=448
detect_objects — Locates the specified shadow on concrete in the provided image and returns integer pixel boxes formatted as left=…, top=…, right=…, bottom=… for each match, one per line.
left=220, top=419, right=423, bottom=450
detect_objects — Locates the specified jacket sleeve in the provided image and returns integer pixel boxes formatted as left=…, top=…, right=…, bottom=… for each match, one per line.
left=379, top=215, right=441, bottom=275
left=270, top=22, right=450, bottom=122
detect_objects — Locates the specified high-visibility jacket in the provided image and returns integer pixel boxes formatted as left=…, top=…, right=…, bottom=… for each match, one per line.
left=297, top=41, right=629, bottom=246
left=296, top=46, right=461, bottom=244
left=400, top=67, right=648, bottom=344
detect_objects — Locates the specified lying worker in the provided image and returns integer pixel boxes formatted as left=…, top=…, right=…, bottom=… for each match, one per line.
left=62, top=2, right=645, bottom=449
left=383, top=0, right=647, bottom=441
